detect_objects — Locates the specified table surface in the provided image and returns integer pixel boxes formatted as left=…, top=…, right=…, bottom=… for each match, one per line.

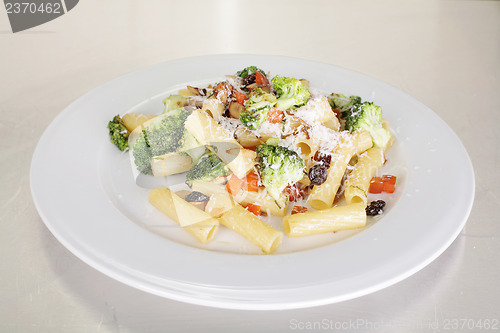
left=1, top=0, right=499, bottom=332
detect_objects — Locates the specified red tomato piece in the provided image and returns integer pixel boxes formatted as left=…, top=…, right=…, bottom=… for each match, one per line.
left=245, top=203, right=262, bottom=216
left=383, top=182, right=395, bottom=193
left=226, top=174, right=244, bottom=195
left=245, top=172, right=259, bottom=192
left=382, top=175, right=397, bottom=185
left=369, top=177, right=384, bottom=194
left=267, top=108, right=284, bottom=123
left=255, top=71, right=269, bottom=85
left=234, top=91, right=247, bottom=105
left=382, top=175, right=396, bottom=193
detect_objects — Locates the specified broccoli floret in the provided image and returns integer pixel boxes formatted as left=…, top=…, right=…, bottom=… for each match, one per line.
left=132, top=108, right=192, bottom=175
left=163, top=94, right=187, bottom=113
left=185, top=152, right=229, bottom=185
left=344, top=102, right=391, bottom=149
left=240, top=88, right=277, bottom=130
left=147, top=108, right=191, bottom=155
left=132, top=132, right=152, bottom=174
left=256, top=144, right=305, bottom=200
left=328, top=93, right=361, bottom=117
left=236, top=66, right=265, bottom=78
left=271, top=75, right=311, bottom=111
left=108, top=115, right=130, bottom=151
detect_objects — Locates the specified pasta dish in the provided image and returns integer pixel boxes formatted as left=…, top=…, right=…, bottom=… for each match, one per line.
left=107, top=66, right=397, bottom=254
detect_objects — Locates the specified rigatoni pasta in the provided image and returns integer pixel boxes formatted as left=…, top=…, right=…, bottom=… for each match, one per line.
left=283, top=203, right=366, bottom=237
left=201, top=98, right=225, bottom=120
left=219, top=204, right=283, bottom=254
left=149, top=186, right=219, bottom=244
left=344, top=147, right=385, bottom=205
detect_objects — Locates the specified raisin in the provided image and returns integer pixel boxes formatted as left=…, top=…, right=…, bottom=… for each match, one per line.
left=366, top=200, right=386, bottom=216
left=185, top=191, right=210, bottom=203
left=309, top=164, right=328, bottom=185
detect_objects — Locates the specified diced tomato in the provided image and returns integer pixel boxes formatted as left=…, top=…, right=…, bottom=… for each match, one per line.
left=255, top=71, right=269, bottom=85
left=234, top=91, right=247, bottom=105
left=369, top=175, right=397, bottom=194
left=382, top=182, right=395, bottom=193
left=369, top=177, right=384, bottom=194
left=291, top=206, right=308, bottom=215
left=245, top=172, right=259, bottom=192
left=245, top=203, right=262, bottom=216
left=382, top=175, right=397, bottom=185
left=267, top=108, right=284, bottom=123
left=226, top=174, right=245, bottom=195
left=382, top=175, right=396, bottom=193
left=226, top=173, right=260, bottom=194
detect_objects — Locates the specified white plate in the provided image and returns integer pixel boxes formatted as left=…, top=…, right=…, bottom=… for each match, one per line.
left=30, top=54, right=474, bottom=310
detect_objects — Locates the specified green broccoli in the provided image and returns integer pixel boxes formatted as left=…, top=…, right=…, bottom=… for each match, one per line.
left=108, top=115, right=130, bottom=151
left=256, top=144, right=305, bottom=200
left=131, top=133, right=152, bottom=174
left=236, top=66, right=265, bottom=78
left=328, top=93, right=361, bottom=117
left=132, top=108, right=192, bottom=175
left=271, top=75, right=311, bottom=111
left=344, top=102, right=391, bottom=149
left=240, top=88, right=277, bottom=130
left=185, top=152, right=229, bottom=185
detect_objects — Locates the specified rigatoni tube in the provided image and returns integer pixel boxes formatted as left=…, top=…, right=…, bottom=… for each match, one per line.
left=149, top=186, right=219, bottom=244
left=219, top=205, right=283, bottom=254
left=283, top=203, right=366, bottom=237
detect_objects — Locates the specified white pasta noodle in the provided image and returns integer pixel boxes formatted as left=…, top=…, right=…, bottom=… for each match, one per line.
left=219, top=204, right=283, bottom=254
left=283, top=203, right=366, bottom=237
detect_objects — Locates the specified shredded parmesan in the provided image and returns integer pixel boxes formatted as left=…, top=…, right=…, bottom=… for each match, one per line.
left=225, top=76, right=246, bottom=94
left=292, top=97, right=326, bottom=123
left=217, top=116, right=241, bottom=138
left=252, top=121, right=283, bottom=139
left=309, top=124, right=341, bottom=153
